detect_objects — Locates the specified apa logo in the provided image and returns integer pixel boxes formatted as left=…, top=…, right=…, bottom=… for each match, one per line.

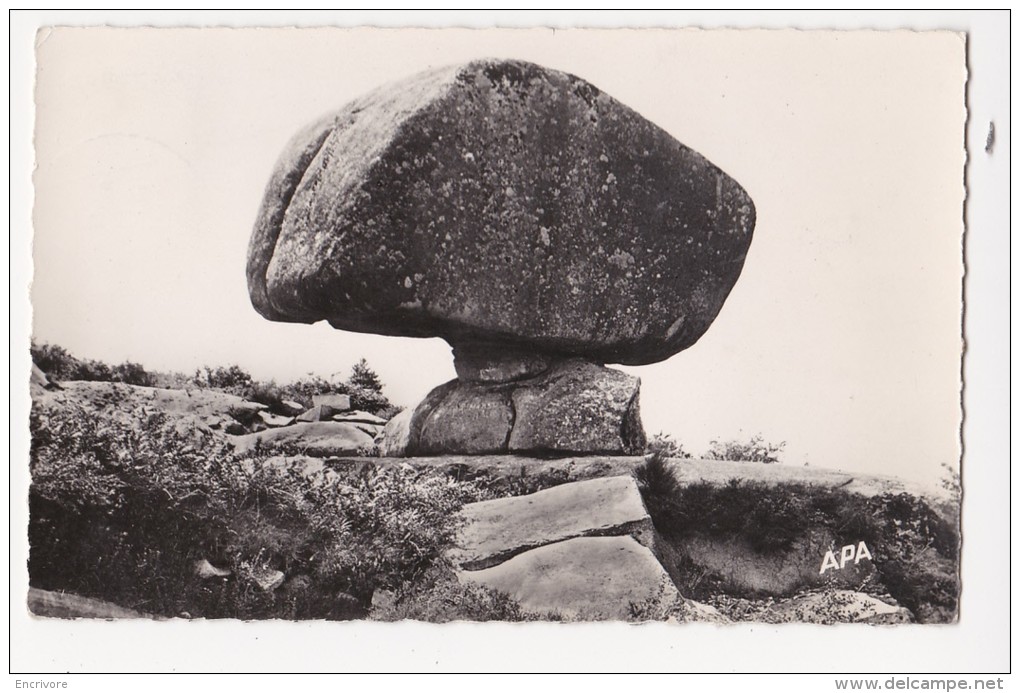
left=819, top=541, right=873, bottom=574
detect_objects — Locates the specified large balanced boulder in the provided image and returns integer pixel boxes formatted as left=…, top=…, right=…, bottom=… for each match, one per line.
left=247, top=59, right=755, bottom=455
left=248, top=58, right=754, bottom=365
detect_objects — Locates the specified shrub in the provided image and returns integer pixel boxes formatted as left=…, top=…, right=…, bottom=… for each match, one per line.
left=278, top=362, right=397, bottom=417
left=631, top=455, right=960, bottom=621
left=30, top=342, right=81, bottom=379
left=150, top=371, right=194, bottom=390
left=31, top=342, right=156, bottom=387
left=370, top=564, right=531, bottom=622
left=244, top=380, right=286, bottom=412
left=645, top=432, right=692, bottom=458
left=633, top=452, right=685, bottom=528
left=32, top=343, right=399, bottom=419
left=277, top=374, right=344, bottom=408
left=194, top=365, right=253, bottom=390
left=72, top=358, right=114, bottom=382
left=29, top=405, right=477, bottom=619
left=705, top=434, right=786, bottom=464
left=110, top=361, right=156, bottom=387
left=444, top=464, right=576, bottom=502
left=348, top=358, right=383, bottom=393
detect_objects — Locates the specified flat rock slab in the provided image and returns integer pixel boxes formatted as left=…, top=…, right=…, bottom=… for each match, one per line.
left=451, top=475, right=653, bottom=570
left=230, top=421, right=373, bottom=456
left=333, top=410, right=388, bottom=425
left=258, top=410, right=295, bottom=428
left=460, top=535, right=679, bottom=621
left=28, top=588, right=150, bottom=620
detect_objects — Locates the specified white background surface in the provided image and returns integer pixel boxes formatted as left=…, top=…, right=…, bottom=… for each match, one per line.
left=7, top=9, right=1012, bottom=677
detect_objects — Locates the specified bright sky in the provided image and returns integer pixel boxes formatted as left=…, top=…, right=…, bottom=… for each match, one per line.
left=30, top=28, right=965, bottom=485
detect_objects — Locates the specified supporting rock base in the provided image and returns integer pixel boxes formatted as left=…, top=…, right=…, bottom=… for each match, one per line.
left=382, top=358, right=646, bottom=457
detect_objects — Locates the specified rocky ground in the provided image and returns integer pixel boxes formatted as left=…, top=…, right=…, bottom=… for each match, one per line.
left=28, top=377, right=959, bottom=624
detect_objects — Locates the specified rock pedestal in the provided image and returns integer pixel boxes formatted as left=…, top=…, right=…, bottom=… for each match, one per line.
left=391, top=357, right=645, bottom=456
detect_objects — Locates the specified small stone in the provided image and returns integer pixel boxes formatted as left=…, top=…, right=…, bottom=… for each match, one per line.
left=31, top=364, right=51, bottom=389
left=194, top=559, right=231, bottom=579
left=258, top=410, right=295, bottom=428
left=332, top=410, right=388, bottom=425
left=223, top=421, right=247, bottom=435
left=671, top=599, right=731, bottom=624
left=397, top=359, right=645, bottom=457
left=278, top=400, right=305, bottom=416
left=351, top=423, right=382, bottom=438
left=312, top=393, right=351, bottom=415
left=251, top=568, right=286, bottom=593
left=296, top=405, right=328, bottom=423
left=371, top=589, right=396, bottom=612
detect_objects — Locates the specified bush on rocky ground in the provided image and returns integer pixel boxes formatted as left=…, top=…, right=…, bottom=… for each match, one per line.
left=442, top=464, right=577, bottom=501
left=633, top=453, right=959, bottom=622
left=31, top=341, right=399, bottom=419
left=705, top=433, right=786, bottom=464
left=369, top=564, right=532, bottom=622
left=29, top=405, right=478, bottom=619
left=31, top=341, right=156, bottom=387
left=645, top=432, right=693, bottom=459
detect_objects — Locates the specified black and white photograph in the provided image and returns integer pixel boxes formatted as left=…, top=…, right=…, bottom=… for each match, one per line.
left=10, top=10, right=1010, bottom=678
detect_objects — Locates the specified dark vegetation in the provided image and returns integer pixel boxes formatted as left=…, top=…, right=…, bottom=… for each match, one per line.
left=634, top=453, right=960, bottom=622
left=442, top=463, right=578, bottom=500
left=31, top=342, right=156, bottom=387
left=31, top=341, right=398, bottom=418
left=645, top=432, right=692, bottom=459
left=28, top=404, right=511, bottom=620
left=644, top=431, right=784, bottom=463
left=28, top=343, right=959, bottom=623
left=370, top=564, right=532, bottom=622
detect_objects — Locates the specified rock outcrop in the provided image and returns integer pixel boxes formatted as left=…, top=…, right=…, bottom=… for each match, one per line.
left=382, top=358, right=645, bottom=456
left=460, top=536, right=679, bottom=621
left=231, top=421, right=374, bottom=456
left=247, top=59, right=755, bottom=455
left=450, top=474, right=679, bottom=620
left=450, top=475, right=654, bottom=570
